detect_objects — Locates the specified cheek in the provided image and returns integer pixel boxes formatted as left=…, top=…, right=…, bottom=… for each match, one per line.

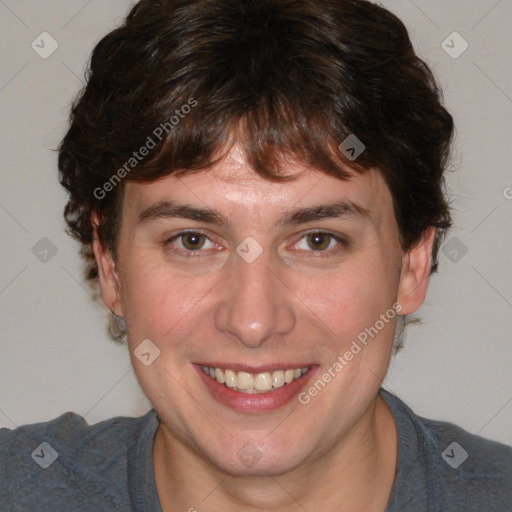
left=291, top=257, right=398, bottom=345
left=119, top=259, right=217, bottom=341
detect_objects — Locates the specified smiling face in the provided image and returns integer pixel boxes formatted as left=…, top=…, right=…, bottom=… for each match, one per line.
left=93, top=148, right=433, bottom=477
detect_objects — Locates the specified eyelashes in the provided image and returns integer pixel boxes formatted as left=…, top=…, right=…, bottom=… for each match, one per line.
left=166, top=231, right=214, bottom=252
left=163, top=229, right=348, bottom=258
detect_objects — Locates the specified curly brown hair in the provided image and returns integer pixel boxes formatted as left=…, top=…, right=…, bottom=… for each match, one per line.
left=58, top=0, right=453, bottom=343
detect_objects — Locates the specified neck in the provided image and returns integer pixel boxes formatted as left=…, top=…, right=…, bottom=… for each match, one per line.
left=153, top=395, right=397, bottom=512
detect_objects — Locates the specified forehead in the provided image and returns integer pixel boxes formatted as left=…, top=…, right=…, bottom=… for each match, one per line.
left=122, top=148, right=393, bottom=225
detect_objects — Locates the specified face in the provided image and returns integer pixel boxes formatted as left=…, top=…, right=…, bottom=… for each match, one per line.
left=94, top=148, right=433, bottom=476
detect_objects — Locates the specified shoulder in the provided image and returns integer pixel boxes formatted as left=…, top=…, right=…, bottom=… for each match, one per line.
left=381, top=388, right=512, bottom=511
left=0, top=410, right=158, bottom=511
left=421, top=414, right=512, bottom=509
left=0, top=410, right=150, bottom=463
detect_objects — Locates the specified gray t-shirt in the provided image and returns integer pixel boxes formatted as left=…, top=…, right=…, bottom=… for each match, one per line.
left=1, top=388, right=511, bottom=511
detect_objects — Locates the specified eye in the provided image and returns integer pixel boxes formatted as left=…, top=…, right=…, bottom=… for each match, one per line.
left=165, top=230, right=218, bottom=253
left=293, top=231, right=344, bottom=252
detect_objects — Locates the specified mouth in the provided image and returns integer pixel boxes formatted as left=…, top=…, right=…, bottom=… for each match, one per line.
left=195, top=363, right=316, bottom=413
left=199, top=365, right=310, bottom=393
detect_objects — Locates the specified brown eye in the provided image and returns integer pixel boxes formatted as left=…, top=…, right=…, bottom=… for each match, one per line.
left=306, top=232, right=332, bottom=251
left=164, top=230, right=220, bottom=257
left=180, top=232, right=206, bottom=250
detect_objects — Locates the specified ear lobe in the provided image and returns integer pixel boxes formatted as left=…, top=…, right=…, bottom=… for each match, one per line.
left=91, top=213, right=124, bottom=317
left=396, top=227, right=435, bottom=315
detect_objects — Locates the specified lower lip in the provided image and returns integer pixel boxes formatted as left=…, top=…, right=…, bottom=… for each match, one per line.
left=195, top=365, right=318, bottom=413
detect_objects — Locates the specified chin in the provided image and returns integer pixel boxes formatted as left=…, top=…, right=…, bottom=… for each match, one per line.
left=199, top=436, right=313, bottom=477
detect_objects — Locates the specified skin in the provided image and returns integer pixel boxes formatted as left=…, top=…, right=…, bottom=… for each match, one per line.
left=92, top=147, right=434, bottom=511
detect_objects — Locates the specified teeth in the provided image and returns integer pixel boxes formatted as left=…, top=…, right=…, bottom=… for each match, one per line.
left=224, top=369, right=237, bottom=388
left=214, top=367, right=225, bottom=384
left=237, top=371, right=253, bottom=390
left=201, top=365, right=310, bottom=393
left=254, top=372, right=272, bottom=391
left=272, top=370, right=285, bottom=388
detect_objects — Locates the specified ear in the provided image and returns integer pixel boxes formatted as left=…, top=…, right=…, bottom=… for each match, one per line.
left=396, top=227, right=435, bottom=315
left=91, top=212, right=124, bottom=317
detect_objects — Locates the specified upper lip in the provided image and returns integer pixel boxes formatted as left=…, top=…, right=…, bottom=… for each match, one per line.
left=196, top=362, right=315, bottom=373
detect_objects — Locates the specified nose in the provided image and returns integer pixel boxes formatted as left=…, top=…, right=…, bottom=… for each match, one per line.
left=214, top=250, right=296, bottom=348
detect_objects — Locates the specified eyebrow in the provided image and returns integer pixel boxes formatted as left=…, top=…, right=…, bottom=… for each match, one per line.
left=276, top=200, right=370, bottom=226
left=137, top=199, right=370, bottom=227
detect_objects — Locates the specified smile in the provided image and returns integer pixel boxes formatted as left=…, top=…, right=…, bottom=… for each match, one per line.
left=200, top=365, right=311, bottom=394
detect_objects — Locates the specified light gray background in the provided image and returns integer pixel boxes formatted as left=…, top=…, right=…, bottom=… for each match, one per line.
left=1, top=0, right=511, bottom=446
